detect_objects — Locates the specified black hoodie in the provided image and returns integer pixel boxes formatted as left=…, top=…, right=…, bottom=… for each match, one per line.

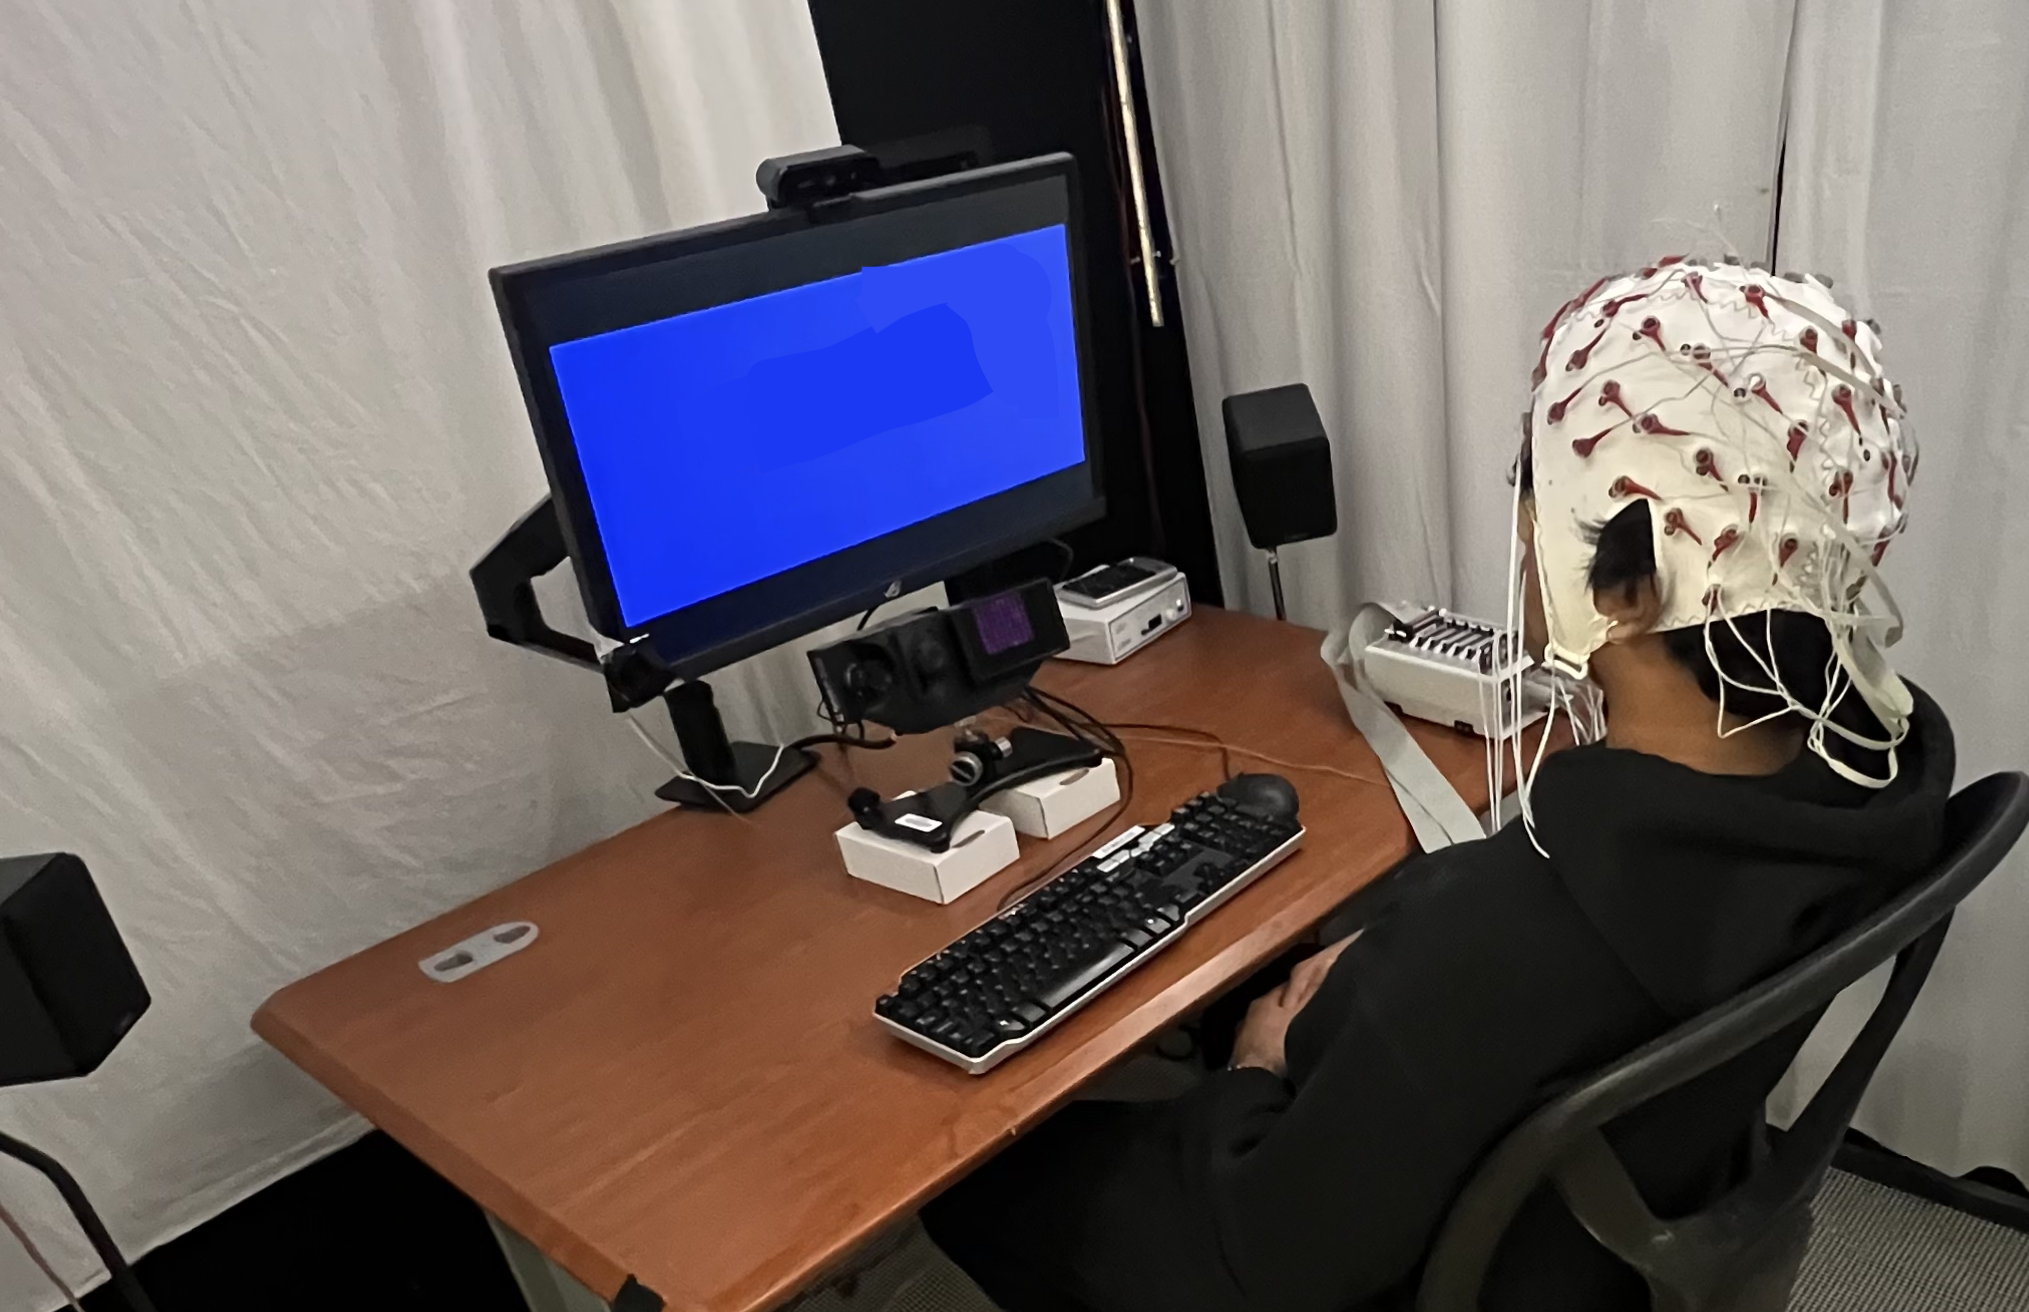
left=925, top=688, right=1954, bottom=1312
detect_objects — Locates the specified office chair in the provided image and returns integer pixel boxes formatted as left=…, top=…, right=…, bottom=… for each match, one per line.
left=1415, top=771, right=2029, bottom=1312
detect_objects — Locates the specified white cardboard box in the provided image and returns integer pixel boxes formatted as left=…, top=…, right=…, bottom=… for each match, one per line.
left=836, top=807, right=1019, bottom=904
left=978, top=758, right=1120, bottom=838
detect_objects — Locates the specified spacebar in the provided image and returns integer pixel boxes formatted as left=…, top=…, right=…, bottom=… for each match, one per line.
left=1033, top=940, right=1137, bottom=1012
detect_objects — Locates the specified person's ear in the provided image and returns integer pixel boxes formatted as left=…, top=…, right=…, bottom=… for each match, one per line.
left=1594, top=575, right=1664, bottom=643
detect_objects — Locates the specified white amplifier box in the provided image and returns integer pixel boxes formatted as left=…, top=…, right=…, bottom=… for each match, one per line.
left=1056, top=573, right=1192, bottom=665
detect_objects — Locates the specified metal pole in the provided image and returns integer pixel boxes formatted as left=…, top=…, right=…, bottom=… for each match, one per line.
left=1104, top=0, right=1164, bottom=327
left=0, top=1131, right=158, bottom=1312
left=1266, top=549, right=1287, bottom=622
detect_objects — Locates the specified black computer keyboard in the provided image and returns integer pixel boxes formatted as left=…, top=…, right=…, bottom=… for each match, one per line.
left=874, top=784, right=1304, bottom=1074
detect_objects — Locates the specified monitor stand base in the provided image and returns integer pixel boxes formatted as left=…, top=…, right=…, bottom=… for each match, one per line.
left=653, top=680, right=816, bottom=814
left=655, top=742, right=816, bottom=813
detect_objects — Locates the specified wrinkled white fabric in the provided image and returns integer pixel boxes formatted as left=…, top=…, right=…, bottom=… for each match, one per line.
left=1137, top=0, right=1796, bottom=625
left=1763, top=0, right=2029, bottom=1185
left=0, top=3, right=836, bottom=1306
left=1141, top=0, right=2029, bottom=1189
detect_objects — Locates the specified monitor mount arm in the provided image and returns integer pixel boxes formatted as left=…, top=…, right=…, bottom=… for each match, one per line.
left=469, top=498, right=814, bottom=812
left=470, top=497, right=600, bottom=673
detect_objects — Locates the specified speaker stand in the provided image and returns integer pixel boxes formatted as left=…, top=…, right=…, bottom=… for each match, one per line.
left=0, top=1131, right=158, bottom=1312
left=1265, top=548, right=1288, bottom=621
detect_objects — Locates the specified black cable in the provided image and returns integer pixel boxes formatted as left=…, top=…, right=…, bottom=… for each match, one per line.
left=788, top=730, right=896, bottom=752
left=1106, top=721, right=1236, bottom=781
left=0, top=1132, right=157, bottom=1312
left=986, top=690, right=1249, bottom=910
left=998, top=748, right=1137, bottom=913
left=854, top=601, right=882, bottom=631
left=1022, top=691, right=1097, bottom=749
left=1021, top=683, right=1235, bottom=783
left=1046, top=537, right=1078, bottom=583
left=1023, top=686, right=1124, bottom=757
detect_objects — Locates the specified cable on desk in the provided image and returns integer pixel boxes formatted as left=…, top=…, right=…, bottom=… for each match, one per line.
left=1103, top=722, right=1235, bottom=781
left=624, top=700, right=898, bottom=817
left=623, top=713, right=744, bottom=817
left=1022, top=686, right=1124, bottom=758
left=1026, top=686, right=1387, bottom=790
left=1117, top=732, right=1388, bottom=789
left=997, top=748, right=1138, bottom=913
left=788, top=730, right=896, bottom=753
left=0, top=1198, right=85, bottom=1312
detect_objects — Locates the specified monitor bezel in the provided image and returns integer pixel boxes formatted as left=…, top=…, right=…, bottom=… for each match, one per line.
left=490, top=153, right=1105, bottom=680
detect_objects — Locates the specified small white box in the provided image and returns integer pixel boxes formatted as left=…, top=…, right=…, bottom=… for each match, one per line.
left=978, top=757, right=1120, bottom=838
left=1058, top=573, right=1192, bottom=665
left=836, top=807, right=1019, bottom=904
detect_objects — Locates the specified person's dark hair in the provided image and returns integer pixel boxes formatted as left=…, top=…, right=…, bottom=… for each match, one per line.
left=1583, top=500, right=1885, bottom=752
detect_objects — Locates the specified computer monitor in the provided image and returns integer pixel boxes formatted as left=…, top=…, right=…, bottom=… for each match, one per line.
left=490, top=154, right=1104, bottom=681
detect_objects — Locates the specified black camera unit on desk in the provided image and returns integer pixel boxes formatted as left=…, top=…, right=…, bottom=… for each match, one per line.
left=810, top=580, right=1069, bottom=734
left=809, top=580, right=1102, bottom=852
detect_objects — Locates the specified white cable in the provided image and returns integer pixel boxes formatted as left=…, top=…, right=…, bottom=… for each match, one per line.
left=1493, top=467, right=1521, bottom=828
left=627, top=713, right=684, bottom=774
left=1526, top=258, right=1915, bottom=793
left=0, top=1198, right=86, bottom=1312
left=624, top=708, right=793, bottom=802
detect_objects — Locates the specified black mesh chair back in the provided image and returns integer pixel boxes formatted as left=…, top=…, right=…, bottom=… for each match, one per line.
left=1416, top=771, right=2029, bottom=1312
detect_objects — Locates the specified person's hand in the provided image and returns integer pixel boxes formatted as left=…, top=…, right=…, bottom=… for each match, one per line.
left=1229, top=935, right=1359, bottom=1077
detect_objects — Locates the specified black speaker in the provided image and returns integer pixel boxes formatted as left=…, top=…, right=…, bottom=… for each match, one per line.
left=1222, top=383, right=1339, bottom=549
left=0, top=853, right=150, bottom=1088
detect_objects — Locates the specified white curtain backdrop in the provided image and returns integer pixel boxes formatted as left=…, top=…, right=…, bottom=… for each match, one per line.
left=1765, top=0, right=2029, bottom=1181
left=6, top=4, right=2023, bottom=1306
left=0, top=3, right=837, bottom=1306
left=1137, top=0, right=1794, bottom=623
left=1139, top=0, right=2029, bottom=1184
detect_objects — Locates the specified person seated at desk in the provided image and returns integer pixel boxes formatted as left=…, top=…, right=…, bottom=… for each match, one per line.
left=923, top=262, right=1952, bottom=1312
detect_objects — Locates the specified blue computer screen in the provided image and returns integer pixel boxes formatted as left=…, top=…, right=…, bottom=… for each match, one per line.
left=549, top=224, right=1086, bottom=627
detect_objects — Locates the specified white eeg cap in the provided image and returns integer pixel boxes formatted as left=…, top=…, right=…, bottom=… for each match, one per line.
left=1523, top=258, right=1916, bottom=786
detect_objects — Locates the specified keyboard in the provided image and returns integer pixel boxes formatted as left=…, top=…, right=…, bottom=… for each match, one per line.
left=874, top=783, right=1305, bottom=1074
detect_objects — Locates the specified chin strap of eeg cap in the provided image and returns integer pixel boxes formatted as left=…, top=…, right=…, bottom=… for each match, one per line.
left=1321, top=604, right=1488, bottom=851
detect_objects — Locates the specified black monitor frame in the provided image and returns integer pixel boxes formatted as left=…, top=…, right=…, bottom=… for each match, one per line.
left=490, top=153, right=1105, bottom=681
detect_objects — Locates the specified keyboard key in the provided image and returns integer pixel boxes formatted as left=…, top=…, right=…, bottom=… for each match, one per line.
left=1033, top=940, right=1136, bottom=1011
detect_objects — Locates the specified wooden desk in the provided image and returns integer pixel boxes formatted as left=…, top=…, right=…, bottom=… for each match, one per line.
left=254, top=607, right=1500, bottom=1311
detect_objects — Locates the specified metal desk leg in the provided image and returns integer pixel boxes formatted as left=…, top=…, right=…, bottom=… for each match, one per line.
left=486, top=1214, right=612, bottom=1312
